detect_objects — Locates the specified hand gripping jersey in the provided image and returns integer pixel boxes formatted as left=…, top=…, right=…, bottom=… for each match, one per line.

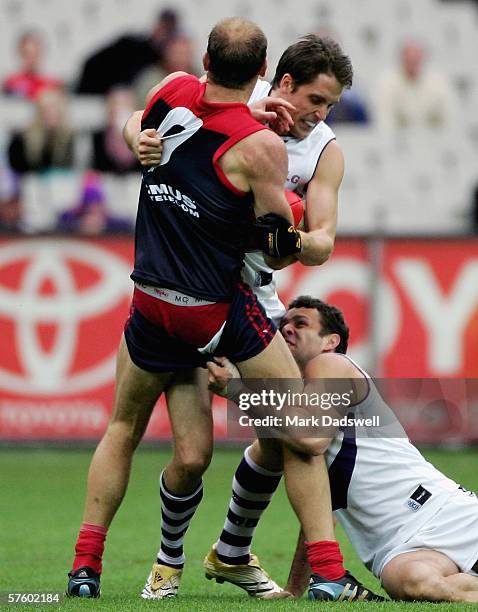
left=242, top=80, right=337, bottom=323
left=326, top=355, right=461, bottom=578
left=132, top=75, right=266, bottom=302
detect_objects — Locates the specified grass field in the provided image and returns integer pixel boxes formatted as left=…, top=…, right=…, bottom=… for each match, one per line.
left=1, top=446, right=478, bottom=611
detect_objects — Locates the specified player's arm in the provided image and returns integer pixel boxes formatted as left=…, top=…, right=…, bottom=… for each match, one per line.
left=305, top=352, right=365, bottom=386
left=207, top=354, right=349, bottom=457
left=122, top=71, right=189, bottom=165
left=219, top=128, right=305, bottom=259
left=227, top=130, right=306, bottom=260
left=261, top=141, right=343, bottom=270
left=296, top=353, right=367, bottom=455
left=240, top=130, right=293, bottom=221
left=206, top=358, right=331, bottom=457
left=297, top=140, right=344, bottom=266
left=123, top=111, right=163, bottom=166
left=261, top=140, right=343, bottom=270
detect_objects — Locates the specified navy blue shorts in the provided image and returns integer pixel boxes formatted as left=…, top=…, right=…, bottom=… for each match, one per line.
left=124, top=282, right=276, bottom=372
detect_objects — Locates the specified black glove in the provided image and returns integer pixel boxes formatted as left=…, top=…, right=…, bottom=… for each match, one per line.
left=254, top=213, right=302, bottom=258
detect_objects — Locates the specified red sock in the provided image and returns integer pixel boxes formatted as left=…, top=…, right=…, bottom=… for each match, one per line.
left=305, top=540, right=345, bottom=580
left=72, top=523, right=108, bottom=575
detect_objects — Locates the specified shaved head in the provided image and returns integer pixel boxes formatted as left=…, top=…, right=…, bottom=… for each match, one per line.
left=206, top=17, right=267, bottom=89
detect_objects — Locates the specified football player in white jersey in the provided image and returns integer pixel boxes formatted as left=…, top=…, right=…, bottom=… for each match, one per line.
left=208, top=296, right=478, bottom=603
left=123, top=36, right=381, bottom=602
left=200, top=35, right=378, bottom=601
left=241, top=36, right=346, bottom=323
left=129, top=36, right=347, bottom=325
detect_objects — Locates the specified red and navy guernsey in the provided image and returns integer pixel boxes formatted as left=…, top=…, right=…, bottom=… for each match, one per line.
left=131, top=74, right=267, bottom=302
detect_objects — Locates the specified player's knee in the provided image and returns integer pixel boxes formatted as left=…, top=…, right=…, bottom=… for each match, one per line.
left=292, top=437, right=329, bottom=456
left=399, top=572, right=445, bottom=601
left=105, top=420, right=144, bottom=451
left=174, top=449, right=212, bottom=480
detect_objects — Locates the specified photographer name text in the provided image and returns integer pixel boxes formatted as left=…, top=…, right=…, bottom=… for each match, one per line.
left=238, top=414, right=380, bottom=428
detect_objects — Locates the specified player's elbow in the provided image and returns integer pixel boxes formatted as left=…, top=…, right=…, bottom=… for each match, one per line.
left=123, top=111, right=142, bottom=149
left=301, top=238, right=334, bottom=266
left=320, top=239, right=334, bottom=263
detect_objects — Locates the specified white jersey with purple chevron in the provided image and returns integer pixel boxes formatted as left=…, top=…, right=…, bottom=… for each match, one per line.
left=326, top=355, right=461, bottom=577
left=242, top=80, right=336, bottom=324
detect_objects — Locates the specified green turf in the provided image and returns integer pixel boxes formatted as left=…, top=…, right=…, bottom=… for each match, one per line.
left=1, top=447, right=477, bottom=610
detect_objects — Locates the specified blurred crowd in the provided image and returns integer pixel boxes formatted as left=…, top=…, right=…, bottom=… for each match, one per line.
left=1, top=6, right=475, bottom=235
left=0, top=8, right=199, bottom=235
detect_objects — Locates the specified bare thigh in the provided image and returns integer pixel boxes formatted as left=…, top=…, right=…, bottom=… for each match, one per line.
left=109, top=335, right=173, bottom=441
left=236, top=333, right=319, bottom=454
left=236, top=332, right=300, bottom=379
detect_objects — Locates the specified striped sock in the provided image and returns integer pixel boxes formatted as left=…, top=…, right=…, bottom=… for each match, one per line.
left=215, top=446, right=282, bottom=564
left=157, top=472, right=203, bottom=568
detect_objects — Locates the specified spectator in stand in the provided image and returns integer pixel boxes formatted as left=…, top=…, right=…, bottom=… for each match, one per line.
left=8, top=88, right=74, bottom=173
left=3, top=30, right=62, bottom=100
left=76, top=8, right=180, bottom=94
left=326, top=87, right=369, bottom=125
left=92, top=87, right=141, bottom=174
left=0, top=162, right=22, bottom=232
left=374, top=39, right=457, bottom=131
left=57, top=171, right=133, bottom=235
left=149, top=8, right=181, bottom=58
left=134, top=34, right=198, bottom=106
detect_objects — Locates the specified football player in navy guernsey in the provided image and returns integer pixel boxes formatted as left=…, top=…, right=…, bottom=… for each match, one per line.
left=66, top=17, right=313, bottom=599
left=124, top=36, right=384, bottom=602
left=208, top=296, right=478, bottom=603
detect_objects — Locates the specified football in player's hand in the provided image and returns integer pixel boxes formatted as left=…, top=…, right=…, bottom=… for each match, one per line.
left=285, top=190, right=304, bottom=227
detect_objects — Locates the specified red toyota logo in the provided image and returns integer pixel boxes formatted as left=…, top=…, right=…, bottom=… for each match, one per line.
left=0, top=239, right=132, bottom=395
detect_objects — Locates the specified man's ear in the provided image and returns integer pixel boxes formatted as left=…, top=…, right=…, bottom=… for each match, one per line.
left=279, top=73, right=294, bottom=93
left=203, top=52, right=210, bottom=71
left=325, top=333, right=341, bottom=352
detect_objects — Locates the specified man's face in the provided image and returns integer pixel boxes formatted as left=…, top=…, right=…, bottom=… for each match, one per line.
left=20, top=34, right=43, bottom=73
left=401, top=43, right=424, bottom=80
left=275, top=72, right=343, bottom=139
left=280, top=307, right=335, bottom=366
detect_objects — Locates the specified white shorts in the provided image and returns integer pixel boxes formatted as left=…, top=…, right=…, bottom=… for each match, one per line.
left=256, top=294, right=286, bottom=327
left=375, top=487, right=478, bottom=579
left=242, top=253, right=285, bottom=327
